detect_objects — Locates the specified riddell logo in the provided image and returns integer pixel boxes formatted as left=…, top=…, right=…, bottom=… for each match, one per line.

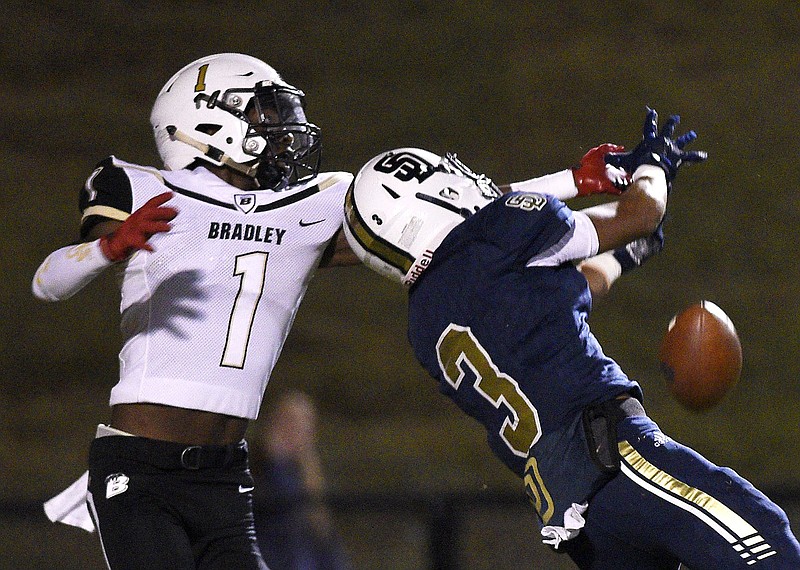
left=403, top=249, right=434, bottom=286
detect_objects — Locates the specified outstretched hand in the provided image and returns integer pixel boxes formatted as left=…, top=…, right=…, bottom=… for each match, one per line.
left=100, top=192, right=177, bottom=262
left=605, top=107, right=708, bottom=184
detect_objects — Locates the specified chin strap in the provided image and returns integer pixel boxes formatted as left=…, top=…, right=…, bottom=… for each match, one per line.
left=166, top=126, right=258, bottom=179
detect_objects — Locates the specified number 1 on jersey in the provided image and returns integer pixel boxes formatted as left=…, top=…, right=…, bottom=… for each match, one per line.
left=221, top=252, right=268, bottom=368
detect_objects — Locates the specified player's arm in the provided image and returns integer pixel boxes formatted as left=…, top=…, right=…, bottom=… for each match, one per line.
left=572, top=164, right=668, bottom=298
left=578, top=226, right=664, bottom=298
left=32, top=192, right=176, bottom=301
left=520, top=153, right=667, bottom=273
left=319, top=228, right=360, bottom=268
left=579, top=164, right=667, bottom=253
left=498, top=143, right=628, bottom=199
left=577, top=108, right=707, bottom=297
left=32, top=239, right=116, bottom=302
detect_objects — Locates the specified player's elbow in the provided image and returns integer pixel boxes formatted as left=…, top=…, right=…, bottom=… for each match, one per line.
left=32, top=285, right=55, bottom=302
left=579, top=262, right=613, bottom=299
left=612, top=192, right=665, bottom=243
left=31, top=261, right=80, bottom=302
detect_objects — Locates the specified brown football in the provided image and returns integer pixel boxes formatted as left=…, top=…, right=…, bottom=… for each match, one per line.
left=658, top=301, right=742, bottom=411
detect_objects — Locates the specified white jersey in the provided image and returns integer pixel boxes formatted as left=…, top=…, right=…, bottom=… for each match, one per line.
left=80, top=157, right=352, bottom=419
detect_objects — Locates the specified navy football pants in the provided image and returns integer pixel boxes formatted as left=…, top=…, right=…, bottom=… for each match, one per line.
left=563, top=416, right=800, bottom=569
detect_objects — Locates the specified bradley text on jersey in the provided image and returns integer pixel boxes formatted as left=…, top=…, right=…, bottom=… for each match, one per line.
left=207, top=222, right=287, bottom=244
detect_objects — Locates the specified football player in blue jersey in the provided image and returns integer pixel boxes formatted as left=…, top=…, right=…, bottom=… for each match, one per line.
left=343, top=109, right=800, bottom=568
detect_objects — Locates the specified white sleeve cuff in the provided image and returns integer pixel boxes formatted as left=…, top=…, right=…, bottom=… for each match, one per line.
left=526, top=210, right=599, bottom=267
left=581, top=250, right=623, bottom=282
left=509, top=169, right=578, bottom=201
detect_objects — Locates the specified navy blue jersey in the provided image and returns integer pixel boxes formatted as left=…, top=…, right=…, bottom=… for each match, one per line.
left=408, top=192, right=641, bottom=476
left=406, top=192, right=800, bottom=565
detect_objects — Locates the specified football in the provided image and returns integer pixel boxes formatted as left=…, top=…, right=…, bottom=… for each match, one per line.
left=658, top=301, right=742, bottom=411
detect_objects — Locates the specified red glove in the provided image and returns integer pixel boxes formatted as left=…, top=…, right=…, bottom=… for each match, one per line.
left=99, top=192, right=177, bottom=262
left=571, top=143, right=629, bottom=196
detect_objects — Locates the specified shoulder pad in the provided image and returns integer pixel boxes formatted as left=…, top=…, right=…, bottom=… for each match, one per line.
left=316, top=171, right=354, bottom=192
left=79, top=156, right=137, bottom=237
left=107, top=156, right=164, bottom=183
left=80, top=157, right=133, bottom=212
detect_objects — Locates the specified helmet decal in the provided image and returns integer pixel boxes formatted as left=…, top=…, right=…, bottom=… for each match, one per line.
left=373, top=151, right=437, bottom=183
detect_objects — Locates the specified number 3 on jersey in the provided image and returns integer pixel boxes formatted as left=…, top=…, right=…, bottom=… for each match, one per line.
left=436, top=324, right=541, bottom=457
left=221, top=252, right=268, bottom=368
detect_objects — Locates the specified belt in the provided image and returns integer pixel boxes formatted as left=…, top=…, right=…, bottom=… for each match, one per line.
left=91, top=431, right=248, bottom=471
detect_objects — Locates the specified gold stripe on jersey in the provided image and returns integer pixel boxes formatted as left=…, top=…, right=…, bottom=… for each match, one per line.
left=618, top=440, right=777, bottom=562
left=344, top=185, right=414, bottom=274
left=81, top=205, right=130, bottom=223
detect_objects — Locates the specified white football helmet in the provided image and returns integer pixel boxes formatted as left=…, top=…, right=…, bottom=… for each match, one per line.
left=150, top=53, right=321, bottom=190
left=344, top=148, right=501, bottom=287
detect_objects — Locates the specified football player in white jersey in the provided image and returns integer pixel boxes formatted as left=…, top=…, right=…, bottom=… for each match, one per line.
left=32, top=53, right=359, bottom=570
left=33, top=52, right=650, bottom=568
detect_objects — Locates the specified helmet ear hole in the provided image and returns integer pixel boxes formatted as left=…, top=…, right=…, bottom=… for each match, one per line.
left=195, top=124, right=222, bottom=135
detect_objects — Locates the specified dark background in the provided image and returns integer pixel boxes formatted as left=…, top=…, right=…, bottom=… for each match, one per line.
left=2, top=1, right=798, bottom=568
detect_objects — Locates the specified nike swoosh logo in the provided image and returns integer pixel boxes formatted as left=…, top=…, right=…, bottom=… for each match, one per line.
left=299, top=218, right=326, bottom=227
left=238, top=485, right=255, bottom=493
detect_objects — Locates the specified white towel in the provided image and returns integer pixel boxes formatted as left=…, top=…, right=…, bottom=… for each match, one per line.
left=42, top=425, right=134, bottom=532
left=42, top=470, right=94, bottom=533
left=540, top=502, right=588, bottom=548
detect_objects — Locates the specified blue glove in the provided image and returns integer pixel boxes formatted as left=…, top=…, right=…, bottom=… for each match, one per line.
left=606, top=107, right=707, bottom=184
left=612, top=222, right=665, bottom=273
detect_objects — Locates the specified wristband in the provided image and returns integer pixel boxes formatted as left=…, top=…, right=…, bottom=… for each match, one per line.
left=612, top=228, right=665, bottom=274
left=611, top=245, right=639, bottom=273
left=509, top=169, right=578, bottom=201
left=632, top=164, right=666, bottom=183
